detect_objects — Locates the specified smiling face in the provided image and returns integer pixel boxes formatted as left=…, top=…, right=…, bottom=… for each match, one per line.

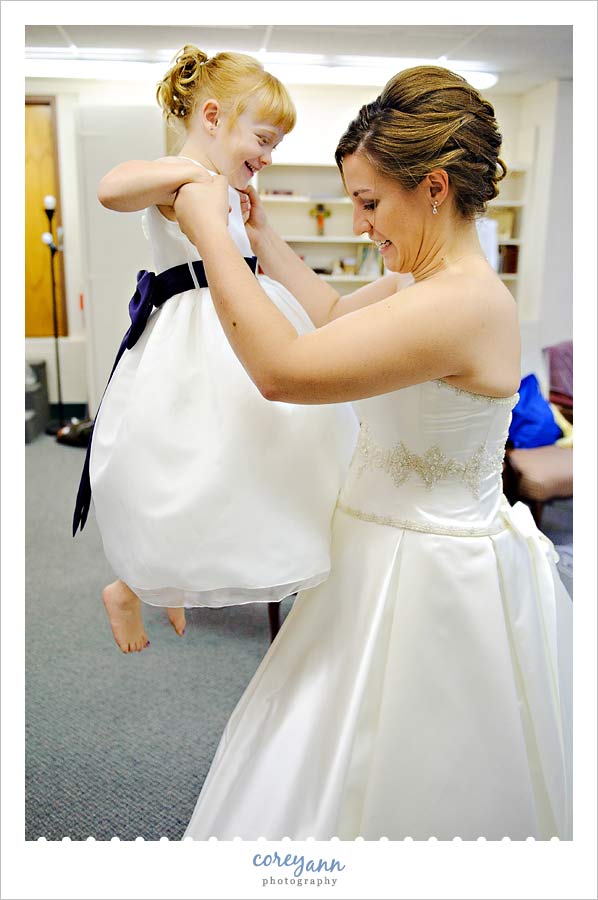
left=210, top=102, right=285, bottom=190
left=342, top=152, right=430, bottom=274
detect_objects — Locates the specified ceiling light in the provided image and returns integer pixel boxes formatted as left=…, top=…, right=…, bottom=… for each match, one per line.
left=25, top=47, right=497, bottom=90
left=460, top=72, right=498, bottom=90
left=265, top=60, right=497, bottom=90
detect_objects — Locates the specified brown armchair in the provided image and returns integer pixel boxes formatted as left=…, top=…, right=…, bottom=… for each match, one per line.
left=503, top=442, right=573, bottom=529
left=503, top=341, right=573, bottom=529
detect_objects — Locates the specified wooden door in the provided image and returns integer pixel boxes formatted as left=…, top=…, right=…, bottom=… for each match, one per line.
left=25, top=98, right=67, bottom=337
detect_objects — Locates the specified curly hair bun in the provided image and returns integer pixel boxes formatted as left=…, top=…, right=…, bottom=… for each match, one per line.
left=336, top=66, right=508, bottom=220
left=156, top=45, right=210, bottom=122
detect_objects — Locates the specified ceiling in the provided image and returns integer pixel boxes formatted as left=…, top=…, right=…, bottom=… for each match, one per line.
left=25, top=24, right=572, bottom=95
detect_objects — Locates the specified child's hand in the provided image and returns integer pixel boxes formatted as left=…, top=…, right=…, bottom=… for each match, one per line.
left=238, top=186, right=268, bottom=247
left=174, top=176, right=230, bottom=245
left=239, top=191, right=251, bottom=225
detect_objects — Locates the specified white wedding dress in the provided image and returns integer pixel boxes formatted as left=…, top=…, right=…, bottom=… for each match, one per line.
left=185, top=378, right=572, bottom=840
left=89, top=174, right=358, bottom=607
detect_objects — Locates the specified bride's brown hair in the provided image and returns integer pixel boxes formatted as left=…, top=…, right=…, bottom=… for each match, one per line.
left=335, top=66, right=507, bottom=221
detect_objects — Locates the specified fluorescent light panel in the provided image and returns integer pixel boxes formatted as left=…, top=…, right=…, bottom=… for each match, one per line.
left=25, top=47, right=498, bottom=89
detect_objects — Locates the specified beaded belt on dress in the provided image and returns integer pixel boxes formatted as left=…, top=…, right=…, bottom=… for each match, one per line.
left=336, top=501, right=508, bottom=537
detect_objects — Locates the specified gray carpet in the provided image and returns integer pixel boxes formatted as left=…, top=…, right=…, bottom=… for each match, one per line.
left=540, top=496, right=574, bottom=598
left=26, top=435, right=293, bottom=840
left=26, top=435, right=573, bottom=841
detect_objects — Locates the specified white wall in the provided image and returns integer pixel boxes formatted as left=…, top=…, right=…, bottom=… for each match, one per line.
left=515, top=79, right=573, bottom=341
left=276, top=84, right=380, bottom=164
left=490, top=95, right=523, bottom=168
left=77, top=105, right=164, bottom=414
left=538, top=80, right=573, bottom=347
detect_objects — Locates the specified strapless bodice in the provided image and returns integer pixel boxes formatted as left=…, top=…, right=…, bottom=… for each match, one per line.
left=338, top=379, right=519, bottom=536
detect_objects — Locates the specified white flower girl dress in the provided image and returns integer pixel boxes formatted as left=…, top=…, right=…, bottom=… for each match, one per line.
left=81, top=174, right=358, bottom=608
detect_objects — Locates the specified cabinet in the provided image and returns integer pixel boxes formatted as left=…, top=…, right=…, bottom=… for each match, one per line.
left=256, top=163, right=529, bottom=300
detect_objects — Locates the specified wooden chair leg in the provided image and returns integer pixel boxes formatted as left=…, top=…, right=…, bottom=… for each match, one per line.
left=528, top=500, right=545, bottom=529
left=268, top=602, right=280, bottom=643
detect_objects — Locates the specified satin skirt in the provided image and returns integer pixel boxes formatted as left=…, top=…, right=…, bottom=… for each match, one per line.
left=184, top=500, right=572, bottom=840
left=90, top=275, right=358, bottom=608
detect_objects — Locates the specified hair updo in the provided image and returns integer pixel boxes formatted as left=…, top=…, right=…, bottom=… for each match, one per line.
left=156, top=44, right=296, bottom=134
left=335, top=66, right=507, bottom=221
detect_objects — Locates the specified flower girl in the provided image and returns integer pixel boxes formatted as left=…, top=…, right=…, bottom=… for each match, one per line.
left=74, top=46, right=357, bottom=652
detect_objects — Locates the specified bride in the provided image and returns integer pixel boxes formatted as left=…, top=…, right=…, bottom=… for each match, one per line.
left=174, top=66, right=572, bottom=840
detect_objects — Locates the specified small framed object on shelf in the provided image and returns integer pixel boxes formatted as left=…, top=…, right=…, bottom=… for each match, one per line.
left=487, top=207, right=515, bottom=241
left=355, top=243, right=384, bottom=279
left=498, top=244, right=519, bottom=274
left=308, top=202, right=332, bottom=237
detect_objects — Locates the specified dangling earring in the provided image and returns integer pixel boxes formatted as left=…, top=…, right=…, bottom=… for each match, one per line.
left=432, top=200, right=439, bottom=215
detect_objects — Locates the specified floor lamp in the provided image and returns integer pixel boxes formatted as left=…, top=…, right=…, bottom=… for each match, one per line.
left=41, top=194, right=65, bottom=435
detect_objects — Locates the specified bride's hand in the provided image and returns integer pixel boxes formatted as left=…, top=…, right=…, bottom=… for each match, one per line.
left=174, top=175, right=230, bottom=244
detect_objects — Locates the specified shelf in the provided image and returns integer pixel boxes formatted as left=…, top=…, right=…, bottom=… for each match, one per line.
left=260, top=194, right=350, bottom=205
left=499, top=273, right=519, bottom=281
left=488, top=200, right=524, bottom=208
left=321, top=274, right=378, bottom=283
left=283, top=235, right=370, bottom=243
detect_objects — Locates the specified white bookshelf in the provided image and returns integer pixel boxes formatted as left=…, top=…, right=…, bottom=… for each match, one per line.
left=261, top=195, right=352, bottom=205
left=281, top=235, right=370, bottom=244
left=486, top=166, right=529, bottom=300
left=256, top=162, right=529, bottom=299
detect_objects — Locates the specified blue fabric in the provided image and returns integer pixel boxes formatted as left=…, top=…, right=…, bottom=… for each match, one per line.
left=72, top=257, right=258, bottom=536
left=508, top=373, right=563, bottom=449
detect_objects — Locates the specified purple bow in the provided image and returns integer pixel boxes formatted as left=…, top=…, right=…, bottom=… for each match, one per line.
left=124, top=270, right=157, bottom=352
left=72, top=270, right=159, bottom=536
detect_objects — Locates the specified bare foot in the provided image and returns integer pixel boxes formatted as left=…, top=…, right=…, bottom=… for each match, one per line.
left=167, top=607, right=186, bottom=636
left=102, top=580, right=150, bottom=653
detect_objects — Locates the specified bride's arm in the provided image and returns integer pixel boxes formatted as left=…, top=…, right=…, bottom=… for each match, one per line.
left=243, top=186, right=403, bottom=328
left=175, top=178, right=474, bottom=405
left=97, top=158, right=206, bottom=212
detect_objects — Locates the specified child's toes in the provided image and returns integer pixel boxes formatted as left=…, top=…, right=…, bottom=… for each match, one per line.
left=167, top=607, right=186, bottom=636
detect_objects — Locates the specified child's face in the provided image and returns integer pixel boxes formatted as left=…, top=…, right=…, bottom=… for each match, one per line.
left=214, top=103, right=285, bottom=190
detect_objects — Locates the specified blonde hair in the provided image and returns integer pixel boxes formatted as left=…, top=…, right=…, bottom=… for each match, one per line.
left=156, top=44, right=296, bottom=134
left=335, top=66, right=507, bottom=221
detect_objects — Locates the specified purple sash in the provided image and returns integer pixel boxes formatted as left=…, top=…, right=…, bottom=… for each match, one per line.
left=73, top=257, right=257, bottom=535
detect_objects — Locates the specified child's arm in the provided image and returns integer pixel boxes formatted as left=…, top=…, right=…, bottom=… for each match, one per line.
left=97, top=158, right=205, bottom=213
